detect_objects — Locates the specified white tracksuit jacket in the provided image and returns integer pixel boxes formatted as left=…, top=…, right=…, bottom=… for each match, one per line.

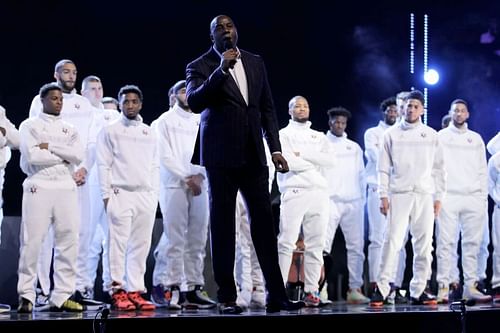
left=376, top=119, right=445, bottom=299
left=277, top=120, right=335, bottom=293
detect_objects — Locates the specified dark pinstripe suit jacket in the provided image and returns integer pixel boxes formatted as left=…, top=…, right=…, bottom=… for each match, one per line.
left=186, top=47, right=281, bottom=168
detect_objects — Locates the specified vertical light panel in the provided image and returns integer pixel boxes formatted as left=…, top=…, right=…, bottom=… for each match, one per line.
left=410, top=13, right=415, bottom=75
left=423, top=14, right=429, bottom=124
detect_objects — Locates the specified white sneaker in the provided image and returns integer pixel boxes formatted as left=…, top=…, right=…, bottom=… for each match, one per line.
left=250, top=286, right=266, bottom=309
left=319, top=284, right=332, bottom=304
left=347, top=288, right=370, bottom=304
left=437, top=283, right=449, bottom=304
left=463, top=282, right=492, bottom=303
left=236, top=288, right=252, bottom=309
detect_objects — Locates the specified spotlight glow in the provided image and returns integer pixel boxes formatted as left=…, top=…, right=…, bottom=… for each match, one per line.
left=424, top=69, right=439, bottom=85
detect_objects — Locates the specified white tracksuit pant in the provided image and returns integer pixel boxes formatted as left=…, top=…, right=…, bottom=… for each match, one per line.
left=278, top=188, right=329, bottom=293
left=324, top=198, right=365, bottom=289
left=152, top=233, right=170, bottom=287
left=18, top=180, right=79, bottom=308
left=154, top=185, right=209, bottom=288
left=492, top=205, right=500, bottom=289
left=107, top=189, right=156, bottom=292
left=235, top=191, right=264, bottom=292
left=377, top=192, right=434, bottom=299
left=437, top=194, right=487, bottom=287
left=88, top=177, right=111, bottom=292
left=367, top=184, right=407, bottom=285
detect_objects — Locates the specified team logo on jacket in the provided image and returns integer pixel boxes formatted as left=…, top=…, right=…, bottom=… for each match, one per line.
left=421, top=132, right=426, bottom=138
left=104, top=115, right=110, bottom=121
left=62, top=127, right=68, bottom=134
left=467, top=138, right=472, bottom=143
left=143, top=129, right=149, bottom=135
left=75, top=103, right=80, bottom=109
left=113, top=188, right=120, bottom=194
left=346, top=145, right=352, bottom=150
left=30, top=186, right=37, bottom=194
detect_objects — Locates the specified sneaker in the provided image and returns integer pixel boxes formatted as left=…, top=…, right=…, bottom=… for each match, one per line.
left=0, top=304, right=10, bottom=313
left=448, top=282, right=462, bottom=303
left=34, top=290, right=50, bottom=312
left=51, top=299, right=84, bottom=312
left=303, top=291, right=321, bottom=307
left=410, top=290, right=437, bottom=305
left=35, top=289, right=49, bottom=307
left=347, top=288, right=370, bottom=304
left=319, top=283, right=332, bottom=305
left=236, top=288, right=252, bottom=309
left=250, top=286, right=266, bottom=309
left=73, top=289, right=104, bottom=310
left=477, top=279, right=490, bottom=295
left=82, top=287, right=94, bottom=300
left=17, top=298, right=33, bottom=313
left=111, top=289, right=136, bottom=311
left=437, top=283, right=449, bottom=304
left=492, top=286, right=500, bottom=304
left=165, top=285, right=182, bottom=310
left=369, top=285, right=386, bottom=307
left=184, top=285, right=217, bottom=309
left=386, top=283, right=399, bottom=305
left=463, top=282, right=492, bottom=303
left=127, top=291, right=155, bottom=311
left=394, top=288, right=408, bottom=304
left=151, top=284, right=169, bottom=308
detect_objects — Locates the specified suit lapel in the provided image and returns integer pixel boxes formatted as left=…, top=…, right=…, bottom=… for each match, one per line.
left=207, top=48, right=247, bottom=105
left=241, top=53, right=254, bottom=106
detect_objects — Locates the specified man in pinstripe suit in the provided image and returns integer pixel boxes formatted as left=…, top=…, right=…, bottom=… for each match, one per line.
left=186, top=15, right=303, bottom=314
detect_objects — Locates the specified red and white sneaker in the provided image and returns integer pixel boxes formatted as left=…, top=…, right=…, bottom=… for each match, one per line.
left=127, top=291, right=156, bottom=311
left=111, top=289, right=136, bottom=311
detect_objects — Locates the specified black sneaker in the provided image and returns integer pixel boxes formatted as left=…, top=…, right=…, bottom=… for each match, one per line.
left=72, top=290, right=103, bottom=310
left=266, top=299, right=305, bottom=313
left=394, top=288, right=408, bottom=304
left=448, top=282, right=463, bottom=303
left=17, top=298, right=33, bottom=313
left=183, top=285, right=217, bottom=309
left=369, top=286, right=386, bottom=307
left=410, top=291, right=437, bottom=305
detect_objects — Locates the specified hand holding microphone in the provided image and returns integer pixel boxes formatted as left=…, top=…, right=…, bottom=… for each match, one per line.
left=220, top=39, right=238, bottom=72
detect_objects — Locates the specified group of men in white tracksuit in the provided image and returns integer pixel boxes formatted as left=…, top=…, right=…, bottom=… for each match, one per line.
left=9, top=59, right=500, bottom=313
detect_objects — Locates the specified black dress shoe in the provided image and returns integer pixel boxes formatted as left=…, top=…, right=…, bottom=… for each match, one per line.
left=266, top=300, right=305, bottom=313
left=218, top=302, right=243, bottom=314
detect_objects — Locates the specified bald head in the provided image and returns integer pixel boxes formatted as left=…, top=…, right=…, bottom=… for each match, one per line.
left=288, top=96, right=310, bottom=123
left=210, top=15, right=238, bottom=52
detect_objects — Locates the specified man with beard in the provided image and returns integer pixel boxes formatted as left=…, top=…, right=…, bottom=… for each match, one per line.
left=436, top=99, right=492, bottom=304
left=150, top=80, right=216, bottom=310
left=364, top=97, right=407, bottom=303
left=276, top=96, right=335, bottom=307
left=28, top=59, right=101, bottom=310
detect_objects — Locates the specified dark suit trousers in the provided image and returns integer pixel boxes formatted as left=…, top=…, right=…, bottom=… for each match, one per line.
left=206, top=164, right=287, bottom=304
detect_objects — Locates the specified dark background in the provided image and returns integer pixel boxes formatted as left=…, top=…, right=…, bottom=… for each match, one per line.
left=0, top=0, right=499, bottom=214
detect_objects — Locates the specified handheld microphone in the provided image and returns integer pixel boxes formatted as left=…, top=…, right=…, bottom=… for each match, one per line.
left=223, top=39, right=234, bottom=51
left=222, top=39, right=236, bottom=69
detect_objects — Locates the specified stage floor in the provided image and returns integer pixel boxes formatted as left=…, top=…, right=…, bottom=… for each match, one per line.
left=1, top=301, right=499, bottom=333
